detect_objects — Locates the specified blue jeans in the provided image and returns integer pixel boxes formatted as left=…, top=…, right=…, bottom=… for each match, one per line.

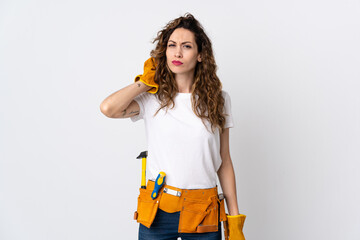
left=138, top=208, right=222, bottom=240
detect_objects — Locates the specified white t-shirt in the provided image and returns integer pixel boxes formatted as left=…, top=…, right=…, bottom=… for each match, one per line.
left=130, top=90, right=234, bottom=189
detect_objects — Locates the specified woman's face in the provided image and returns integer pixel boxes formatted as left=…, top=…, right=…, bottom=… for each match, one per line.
left=166, top=27, right=202, bottom=76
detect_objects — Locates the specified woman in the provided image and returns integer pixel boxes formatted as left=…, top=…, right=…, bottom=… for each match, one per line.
left=100, top=13, right=245, bottom=240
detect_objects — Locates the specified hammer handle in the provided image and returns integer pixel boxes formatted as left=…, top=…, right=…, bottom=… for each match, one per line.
left=141, top=157, right=146, bottom=189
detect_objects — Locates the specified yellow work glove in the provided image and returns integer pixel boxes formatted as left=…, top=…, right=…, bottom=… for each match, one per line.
left=134, top=57, right=159, bottom=94
left=225, top=213, right=246, bottom=240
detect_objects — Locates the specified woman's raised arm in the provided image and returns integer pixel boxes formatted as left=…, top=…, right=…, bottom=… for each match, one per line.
left=100, top=81, right=151, bottom=118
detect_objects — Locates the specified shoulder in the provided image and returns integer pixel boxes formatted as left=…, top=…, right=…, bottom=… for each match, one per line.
left=221, top=89, right=229, bottom=95
left=221, top=90, right=231, bottom=100
left=138, top=91, right=153, bottom=98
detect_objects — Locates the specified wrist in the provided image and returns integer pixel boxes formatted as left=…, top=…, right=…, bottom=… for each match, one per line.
left=139, top=79, right=158, bottom=93
left=135, top=79, right=152, bottom=89
left=227, top=204, right=239, bottom=216
left=228, top=211, right=240, bottom=216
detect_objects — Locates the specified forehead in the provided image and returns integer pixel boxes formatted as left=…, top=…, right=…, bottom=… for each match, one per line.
left=168, top=28, right=195, bottom=43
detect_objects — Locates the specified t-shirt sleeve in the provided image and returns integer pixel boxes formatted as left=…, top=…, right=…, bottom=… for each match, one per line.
left=223, top=90, right=235, bottom=128
left=130, top=92, right=150, bottom=122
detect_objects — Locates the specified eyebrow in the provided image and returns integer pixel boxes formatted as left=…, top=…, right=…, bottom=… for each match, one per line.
left=168, top=40, right=193, bottom=44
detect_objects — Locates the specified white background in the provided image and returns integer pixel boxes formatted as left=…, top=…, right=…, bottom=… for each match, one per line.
left=1, top=0, right=359, bottom=239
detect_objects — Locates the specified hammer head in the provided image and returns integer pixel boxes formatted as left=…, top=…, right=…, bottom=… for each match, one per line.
left=136, top=151, right=148, bottom=159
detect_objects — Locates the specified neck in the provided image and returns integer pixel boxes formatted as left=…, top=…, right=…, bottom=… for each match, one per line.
left=175, top=71, right=195, bottom=93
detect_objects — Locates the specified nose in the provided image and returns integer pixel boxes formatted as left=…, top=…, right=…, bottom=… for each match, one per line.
left=175, top=47, right=182, bottom=58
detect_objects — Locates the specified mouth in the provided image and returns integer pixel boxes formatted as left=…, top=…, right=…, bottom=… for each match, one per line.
left=172, top=60, right=183, bottom=66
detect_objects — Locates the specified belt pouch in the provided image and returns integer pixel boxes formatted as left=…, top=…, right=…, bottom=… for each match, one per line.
left=159, top=190, right=182, bottom=213
left=134, top=187, right=160, bottom=228
left=178, top=196, right=213, bottom=233
left=196, top=195, right=220, bottom=233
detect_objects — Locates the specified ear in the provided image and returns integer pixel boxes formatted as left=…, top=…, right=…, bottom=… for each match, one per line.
left=198, top=53, right=202, bottom=62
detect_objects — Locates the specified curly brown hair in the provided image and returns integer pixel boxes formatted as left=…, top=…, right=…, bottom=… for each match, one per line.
left=150, top=12, right=228, bottom=134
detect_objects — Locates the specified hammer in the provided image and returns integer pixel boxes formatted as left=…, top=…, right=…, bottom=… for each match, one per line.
left=136, top=150, right=148, bottom=189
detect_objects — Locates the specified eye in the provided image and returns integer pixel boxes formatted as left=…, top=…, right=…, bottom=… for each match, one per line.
left=168, top=44, right=192, bottom=48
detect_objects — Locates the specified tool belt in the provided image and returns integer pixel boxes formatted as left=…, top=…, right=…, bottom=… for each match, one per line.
left=133, top=179, right=227, bottom=233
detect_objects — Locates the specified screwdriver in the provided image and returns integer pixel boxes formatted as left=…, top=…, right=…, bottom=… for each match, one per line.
left=151, top=171, right=166, bottom=200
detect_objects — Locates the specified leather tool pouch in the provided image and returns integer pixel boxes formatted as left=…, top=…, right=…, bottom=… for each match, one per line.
left=159, top=190, right=182, bottom=213
left=178, top=195, right=226, bottom=233
left=196, top=195, right=220, bottom=232
left=133, top=187, right=160, bottom=228
left=178, top=196, right=212, bottom=233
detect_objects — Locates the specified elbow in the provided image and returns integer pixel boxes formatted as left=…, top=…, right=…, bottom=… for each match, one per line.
left=100, top=102, right=113, bottom=118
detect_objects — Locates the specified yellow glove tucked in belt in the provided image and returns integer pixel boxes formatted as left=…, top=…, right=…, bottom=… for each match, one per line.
left=225, top=213, right=246, bottom=240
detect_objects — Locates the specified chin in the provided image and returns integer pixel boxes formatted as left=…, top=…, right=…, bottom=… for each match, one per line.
left=169, top=67, right=181, bottom=74
left=172, top=70, right=187, bottom=75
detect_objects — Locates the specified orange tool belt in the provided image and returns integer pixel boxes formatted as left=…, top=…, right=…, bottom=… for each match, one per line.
left=133, top=179, right=227, bottom=234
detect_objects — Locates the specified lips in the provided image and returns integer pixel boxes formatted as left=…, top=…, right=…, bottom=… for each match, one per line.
left=172, top=60, right=183, bottom=66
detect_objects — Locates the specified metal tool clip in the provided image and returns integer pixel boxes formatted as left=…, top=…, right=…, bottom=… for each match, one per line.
left=218, top=193, right=224, bottom=200
left=163, top=187, right=182, bottom=197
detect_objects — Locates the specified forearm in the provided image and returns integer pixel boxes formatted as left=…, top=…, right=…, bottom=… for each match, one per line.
left=100, top=81, right=151, bottom=117
left=217, top=157, right=240, bottom=216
